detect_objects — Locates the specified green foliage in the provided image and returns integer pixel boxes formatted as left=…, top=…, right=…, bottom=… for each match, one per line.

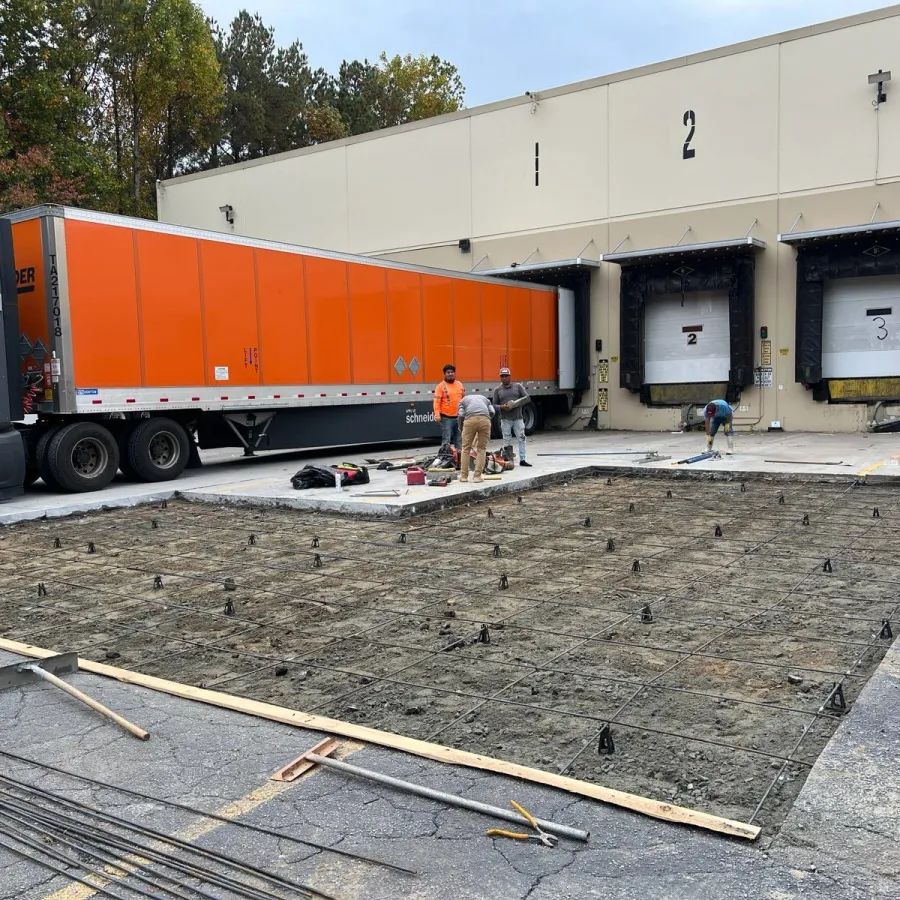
left=0, top=3, right=467, bottom=216
left=377, top=52, right=465, bottom=124
left=212, top=10, right=315, bottom=163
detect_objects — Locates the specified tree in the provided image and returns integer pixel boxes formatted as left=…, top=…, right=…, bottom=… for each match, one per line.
left=377, top=52, right=465, bottom=125
left=329, top=59, right=384, bottom=136
left=306, top=105, right=349, bottom=144
left=89, top=0, right=221, bottom=215
left=0, top=0, right=107, bottom=211
left=211, top=11, right=315, bottom=164
left=327, top=52, right=465, bottom=138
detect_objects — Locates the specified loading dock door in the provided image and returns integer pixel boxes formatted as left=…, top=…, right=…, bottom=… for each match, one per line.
left=644, top=290, right=730, bottom=384
left=822, top=276, right=900, bottom=378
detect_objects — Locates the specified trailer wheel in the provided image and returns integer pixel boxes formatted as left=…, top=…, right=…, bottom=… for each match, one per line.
left=522, top=401, right=541, bottom=436
left=116, top=425, right=139, bottom=480
left=46, top=422, right=120, bottom=493
left=35, top=426, right=65, bottom=490
left=126, top=418, right=189, bottom=482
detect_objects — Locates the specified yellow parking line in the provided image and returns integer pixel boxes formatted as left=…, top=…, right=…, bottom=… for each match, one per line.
left=857, top=454, right=900, bottom=477
left=42, top=740, right=363, bottom=900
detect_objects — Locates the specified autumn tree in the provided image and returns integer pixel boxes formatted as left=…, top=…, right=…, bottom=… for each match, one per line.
left=377, top=52, right=464, bottom=124
left=0, top=0, right=107, bottom=211
left=88, top=0, right=221, bottom=215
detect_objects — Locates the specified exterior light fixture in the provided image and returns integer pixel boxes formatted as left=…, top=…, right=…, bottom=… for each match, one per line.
left=869, top=69, right=891, bottom=104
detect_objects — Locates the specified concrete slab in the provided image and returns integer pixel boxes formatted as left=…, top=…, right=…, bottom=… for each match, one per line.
left=3, top=430, right=900, bottom=525
left=0, top=645, right=896, bottom=900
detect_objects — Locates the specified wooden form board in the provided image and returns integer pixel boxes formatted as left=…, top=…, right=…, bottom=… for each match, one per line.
left=0, top=638, right=760, bottom=841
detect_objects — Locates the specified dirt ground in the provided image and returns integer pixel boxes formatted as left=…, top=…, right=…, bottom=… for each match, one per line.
left=0, top=472, right=895, bottom=835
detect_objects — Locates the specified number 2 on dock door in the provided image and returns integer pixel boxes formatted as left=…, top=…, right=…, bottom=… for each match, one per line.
left=682, top=325, right=703, bottom=346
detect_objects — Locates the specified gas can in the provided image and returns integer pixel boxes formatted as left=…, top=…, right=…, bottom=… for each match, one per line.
left=406, top=466, right=426, bottom=486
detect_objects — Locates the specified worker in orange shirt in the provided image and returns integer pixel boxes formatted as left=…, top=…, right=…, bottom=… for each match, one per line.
left=433, top=364, right=465, bottom=451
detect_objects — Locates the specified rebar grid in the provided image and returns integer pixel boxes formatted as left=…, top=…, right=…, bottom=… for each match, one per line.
left=0, top=474, right=895, bottom=833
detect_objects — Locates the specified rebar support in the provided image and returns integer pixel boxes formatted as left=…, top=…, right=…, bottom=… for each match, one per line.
left=498, top=573, right=509, bottom=589
left=640, top=604, right=654, bottom=624
left=153, top=575, right=163, bottom=590
left=715, top=525, right=723, bottom=537
left=822, top=558, right=833, bottom=572
left=224, top=598, right=236, bottom=617
left=827, top=682, right=846, bottom=712
left=632, top=559, right=642, bottom=573
left=37, top=583, right=46, bottom=597
left=597, top=723, right=615, bottom=754
left=880, top=619, right=893, bottom=639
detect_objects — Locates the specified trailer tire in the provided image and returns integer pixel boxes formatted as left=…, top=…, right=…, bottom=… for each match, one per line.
left=522, top=401, right=541, bottom=436
left=35, top=426, right=65, bottom=490
left=46, top=423, right=120, bottom=493
left=126, top=418, right=189, bottom=482
left=116, top=425, right=139, bottom=480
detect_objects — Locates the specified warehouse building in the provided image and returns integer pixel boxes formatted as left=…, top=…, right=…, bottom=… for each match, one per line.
left=159, top=5, right=900, bottom=433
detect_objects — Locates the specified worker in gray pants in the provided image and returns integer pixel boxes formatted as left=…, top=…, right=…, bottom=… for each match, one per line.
left=492, top=367, right=531, bottom=467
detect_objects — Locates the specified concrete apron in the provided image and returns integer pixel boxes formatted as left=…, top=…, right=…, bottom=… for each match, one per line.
left=3, top=430, right=900, bottom=525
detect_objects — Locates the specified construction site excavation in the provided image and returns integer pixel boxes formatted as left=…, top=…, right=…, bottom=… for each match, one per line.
left=0, top=471, right=895, bottom=838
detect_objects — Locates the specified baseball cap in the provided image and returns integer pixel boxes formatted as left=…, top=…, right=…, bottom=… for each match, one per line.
left=499, top=367, right=511, bottom=375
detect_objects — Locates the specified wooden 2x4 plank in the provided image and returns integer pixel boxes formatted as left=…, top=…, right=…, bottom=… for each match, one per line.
left=0, top=637, right=760, bottom=841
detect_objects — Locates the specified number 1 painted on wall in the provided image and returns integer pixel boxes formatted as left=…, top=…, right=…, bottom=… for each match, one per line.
left=683, top=110, right=696, bottom=160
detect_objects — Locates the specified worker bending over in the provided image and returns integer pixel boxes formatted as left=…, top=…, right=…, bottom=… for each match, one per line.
left=432, top=364, right=465, bottom=451
left=704, top=399, right=734, bottom=454
left=492, top=367, right=532, bottom=467
left=457, top=393, right=495, bottom=483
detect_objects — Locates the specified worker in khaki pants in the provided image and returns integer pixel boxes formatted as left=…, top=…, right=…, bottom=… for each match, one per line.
left=457, top=394, right=495, bottom=483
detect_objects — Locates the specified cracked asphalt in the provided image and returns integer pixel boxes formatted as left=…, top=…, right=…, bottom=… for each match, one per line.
left=0, top=646, right=897, bottom=900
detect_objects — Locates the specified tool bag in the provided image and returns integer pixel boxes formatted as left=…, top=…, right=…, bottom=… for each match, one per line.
left=291, top=463, right=370, bottom=490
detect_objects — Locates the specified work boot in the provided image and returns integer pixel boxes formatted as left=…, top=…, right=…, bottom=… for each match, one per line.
left=520, top=461, right=532, bottom=467
left=474, top=474, right=484, bottom=483
left=460, top=473, right=469, bottom=483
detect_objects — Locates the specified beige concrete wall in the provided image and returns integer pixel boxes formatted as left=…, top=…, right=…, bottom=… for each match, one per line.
left=608, top=46, right=779, bottom=217
left=780, top=17, right=900, bottom=193
left=346, top=120, right=471, bottom=253
left=157, top=8, right=900, bottom=433
left=158, top=149, right=351, bottom=251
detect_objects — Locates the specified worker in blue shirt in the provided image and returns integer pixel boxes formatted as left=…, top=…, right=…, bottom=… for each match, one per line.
left=704, top=399, right=734, bottom=454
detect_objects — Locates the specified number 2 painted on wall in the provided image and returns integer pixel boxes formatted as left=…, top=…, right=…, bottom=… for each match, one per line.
left=687, top=333, right=698, bottom=345
left=683, top=110, right=696, bottom=160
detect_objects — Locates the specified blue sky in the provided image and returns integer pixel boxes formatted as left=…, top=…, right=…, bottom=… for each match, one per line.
left=201, top=1, right=889, bottom=107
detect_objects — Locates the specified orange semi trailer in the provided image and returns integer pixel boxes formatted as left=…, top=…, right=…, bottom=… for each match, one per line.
left=0, top=206, right=574, bottom=496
